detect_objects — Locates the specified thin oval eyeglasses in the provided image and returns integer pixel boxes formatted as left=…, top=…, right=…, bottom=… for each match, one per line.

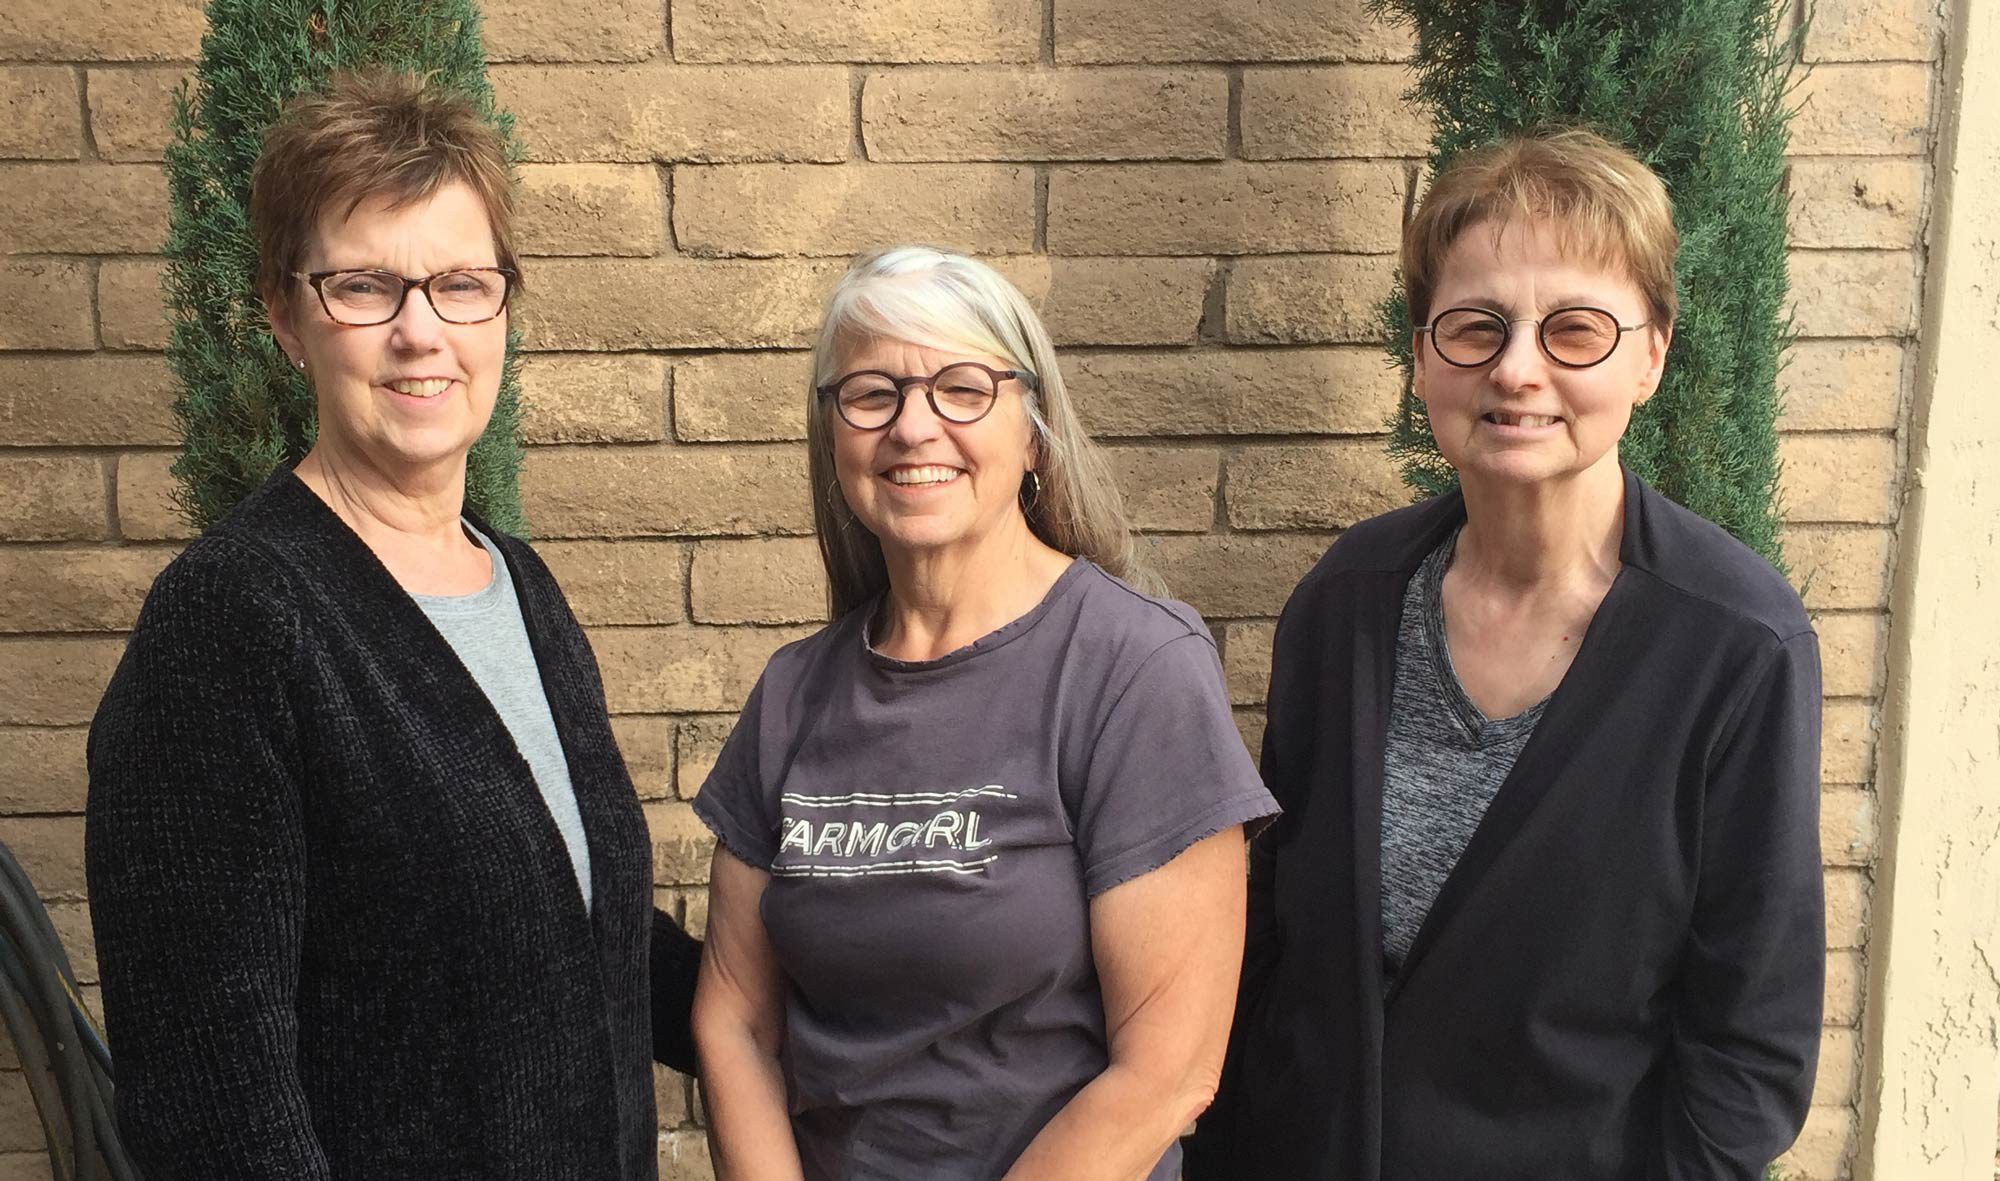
left=1416, top=306, right=1651, bottom=369
left=293, top=267, right=518, bottom=327
left=816, top=362, right=1039, bottom=431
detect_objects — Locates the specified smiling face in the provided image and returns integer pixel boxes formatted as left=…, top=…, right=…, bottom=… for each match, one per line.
left=1413, top=218, right=1670, bottom=491
left=268, top=181, right=507, bottom=486
left=828, top=335, right=1039, bottom=563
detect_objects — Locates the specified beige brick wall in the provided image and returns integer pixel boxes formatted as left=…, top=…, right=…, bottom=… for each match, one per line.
left=0, top=0, right=1950, bottom=1177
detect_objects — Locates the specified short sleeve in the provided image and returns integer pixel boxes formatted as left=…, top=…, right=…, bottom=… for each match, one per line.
left=1074, top=634, right=1278, bottom=897
left=691, top=676, right=780, bottom=868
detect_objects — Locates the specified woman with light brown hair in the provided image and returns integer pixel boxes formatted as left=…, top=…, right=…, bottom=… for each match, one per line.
left=86, top=68, right=699, bottom=1181
left=1187, top=128, right=1823, bottom=1180
left=691, top=245, right=1278, bottom=1180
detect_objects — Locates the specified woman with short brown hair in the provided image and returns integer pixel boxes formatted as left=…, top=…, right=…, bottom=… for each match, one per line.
left=87, top=69, right=699, bottom=1180
left=1188, top=129, right=1824, bottom=1180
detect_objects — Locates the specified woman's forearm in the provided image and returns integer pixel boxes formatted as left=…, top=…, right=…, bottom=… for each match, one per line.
left=695, top=1016, right=805, bottom=1181
left=999, top=1058, right=1215, bottom=1181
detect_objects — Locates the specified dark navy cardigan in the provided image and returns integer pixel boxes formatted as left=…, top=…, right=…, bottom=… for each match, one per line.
left=87, top=472, right=700, bottom=1180
left=1186, top=469, right=1824, bottom=1181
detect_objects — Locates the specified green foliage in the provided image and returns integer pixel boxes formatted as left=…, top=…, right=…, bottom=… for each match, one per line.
left=164, top=0, right=526, bottom=533
left=1369, top=0, right=1799, bottom=568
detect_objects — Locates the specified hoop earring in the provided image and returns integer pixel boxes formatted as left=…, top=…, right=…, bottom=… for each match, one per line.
left=1020, top=470, right=1041, bottom=510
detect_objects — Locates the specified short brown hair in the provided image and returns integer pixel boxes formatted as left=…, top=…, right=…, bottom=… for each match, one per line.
left=1401, top=128, right=1678, bottom=331
left=250, top=68, right=518, bottom=306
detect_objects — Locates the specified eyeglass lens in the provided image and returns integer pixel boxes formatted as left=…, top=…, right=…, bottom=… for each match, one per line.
left=319, top=270, right=509, bottom=326
left=1431, top=307, right=1625, bottom=367
left=834, top=364, right=1000, bottom=429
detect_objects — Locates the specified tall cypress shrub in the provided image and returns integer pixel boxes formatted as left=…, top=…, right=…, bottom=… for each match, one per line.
left=1371, top=0, right=1798, bottom=567
left=164, top=0, right=527, bottom=533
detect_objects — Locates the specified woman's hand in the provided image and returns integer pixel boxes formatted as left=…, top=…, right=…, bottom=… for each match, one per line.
left=1000, top=827, right=1249, bottom=1181
left=692, top=845, right=805, bottom=1181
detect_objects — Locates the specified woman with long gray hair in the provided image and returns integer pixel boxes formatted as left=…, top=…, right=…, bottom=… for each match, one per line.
left=691, top=245, right=1276, bottom=1180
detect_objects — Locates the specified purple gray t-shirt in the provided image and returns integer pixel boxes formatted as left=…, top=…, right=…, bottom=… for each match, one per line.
left=694, top=560, right=1277, bottom=1181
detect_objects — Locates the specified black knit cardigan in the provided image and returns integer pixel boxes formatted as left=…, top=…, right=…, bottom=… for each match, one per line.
left=86, top=472, right=701, bottom=1181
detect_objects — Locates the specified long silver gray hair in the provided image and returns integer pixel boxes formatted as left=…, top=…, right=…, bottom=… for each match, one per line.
left=807, top=245, right=1156, bottom=618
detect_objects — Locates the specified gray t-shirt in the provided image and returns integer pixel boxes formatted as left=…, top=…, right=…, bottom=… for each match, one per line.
left=695, top=560, right=1276, bottom=1181
left=410, top=523, right=592, bottom=910
left=1380, top=530, right=1549, bottom=975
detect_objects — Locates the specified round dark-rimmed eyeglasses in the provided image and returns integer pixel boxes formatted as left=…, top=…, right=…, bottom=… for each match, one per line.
left=817, top=363, right=1039, bottom=431
left=294, top=267, right=518, bottom=327
left=1417, top=306, right=1650, bottom=369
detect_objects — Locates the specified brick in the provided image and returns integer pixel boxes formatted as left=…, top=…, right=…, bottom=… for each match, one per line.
left=1788, top=250, right=1919, bottom=337
left=1223, top=621, right=1275, bottom=706
left=0, top=457, right=109, bottom=541
left=1233, top=707, right=1266, bottom=762
left=519, top=354, right=669, bottom=443
left=481, top=0, right=663, bottom=62
left=1805, top=0, right=1943, bottom=62
left=1031, top=257, right=1213, bottom=347
left=655, top=1063, right=691, bottom=1128
left=0, top=1073, right=47, bottom=1152
left=0, top=67, right=81, bottom=160
left=1790, top=64, right=1930, bottom=155
left=0, top=547, right=174, bottom=633
left=1104, top=445, right=1218, bottom=533
left=519, top=258, right=838, bottom=350
left=1811, top=1026, right=1859, bottom=1106
left=674, top=352, right=811, bottom=442
left=0, top=817, right=85, bottom=899
left=1823, top=866, right=1869, bottom=950
left=536, top=540, right=686, bottom=625
left=674, top=0, right=1039, bottom=63
left=1821, top=787, right=1875, bottom=867
left=517, top=164, right=667, bottom=256
left=0, top=356, right=177, bottom=446
left=0, top=164, right=168, bottom=254
left=1823, top=949, right=1864, bottom=1026
left=0, top=638, right=126, bottom=726
left=1065, top=348, right=1401, bottom=438
left=674, top=163, right=1036, bottom=258
left=611, top=715, right=674, bottom=800
left=0, top=259, right=92, bottom=350
left=1226, top=441, right=1408, bottom=530
left=0, top=729, right=88, bottom=814
left=1050, top=162, right=1407, bottom=255
left=1814, top=611, right=1886, bottom=698
left=87, top=67, right=183, bottom=163
left=681, top=888, right=709, bottom=940
left=98, top=258, right=170, bottom=350
left=1055, top=0, right=1411, bottom=63
left=0, top=0, right=204, bottom=61
left=1778, top=433, right=1899, bottom=524
left=1788, top=158, right=1925, bottom=249
left=523, top=444, right=812, bottom=538
left=862, top=67, right=1226, bottom=161
left=492, top=65, right=849, bottom=163
left=677, top=716, right=733, bottom=800
left=1782, top=525, right=1894, bottom=610
left=644, top=801, right=716, bottom=885
left=1149, top=533, right=1331, bottom=619
left=1780, top=341, right=1903, bottom=431
left=1226, top=254, right=1399, bottom=345
left=115, top=451, right=196, bottom=541
left=45, top=902, right=94, bottom=983
left=1822, top=698, right=1876, bottom=784
left=1777, top=1104, right=1856, bottom=1180
left=1241, top=65, right=1430, bottom=160
left=591, top=624, right=813, bottom=713
left=658, top=1128, right=714, bottom=1181
left=689, top=537, right=827, bottom=624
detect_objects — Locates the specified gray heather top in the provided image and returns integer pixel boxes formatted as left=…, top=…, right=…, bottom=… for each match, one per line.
left=1380, top=529, right=1550, bottom=976
left=411, top=522, right=592, bottom=910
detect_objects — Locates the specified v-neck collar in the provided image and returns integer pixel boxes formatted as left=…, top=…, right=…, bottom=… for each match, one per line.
left=236, top=470, right=610, bottom=932
left=1369, top=469, right=1644, bottom=1004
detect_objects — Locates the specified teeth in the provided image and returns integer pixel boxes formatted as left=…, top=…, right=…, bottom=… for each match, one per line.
left=886, top=465, right=960, bottom=486
left=389, top=378, right=450, bottom=398
left=1488, top=412, right=1560, bottom=428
